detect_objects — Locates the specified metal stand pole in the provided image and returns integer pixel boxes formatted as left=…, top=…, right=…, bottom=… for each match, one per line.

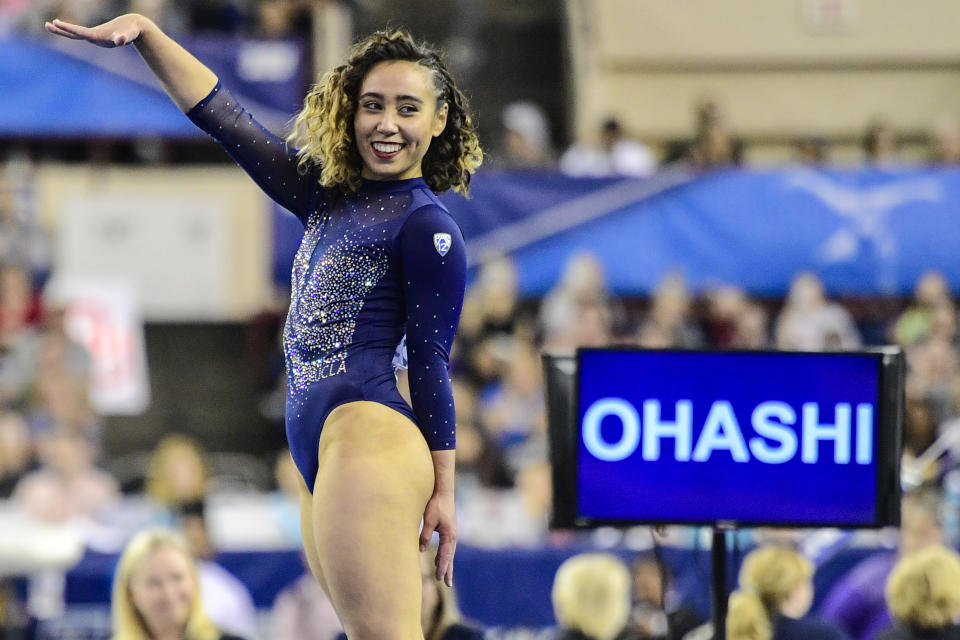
left=712, top=528, right=728, bottom=640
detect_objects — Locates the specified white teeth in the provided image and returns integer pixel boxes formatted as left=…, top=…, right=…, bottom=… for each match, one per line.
left=373, top=142, right=402, bottom=153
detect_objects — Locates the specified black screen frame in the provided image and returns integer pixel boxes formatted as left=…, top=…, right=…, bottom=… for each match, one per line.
left=544, top=347, right=903, bottom=530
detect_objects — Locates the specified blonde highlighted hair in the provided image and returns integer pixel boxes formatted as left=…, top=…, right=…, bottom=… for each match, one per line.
left=551, top=553, right=631, bottom=640
left=287, top=28, right=483, bottom=196
left=886, top=545, right=960, bottom=629
left=112, top=528, right=219, bottom=640
left=727, top=547, right=813, bottom=640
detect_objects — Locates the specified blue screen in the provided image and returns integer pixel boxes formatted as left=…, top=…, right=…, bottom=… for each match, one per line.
left=576, top=350, right=881, bottom=525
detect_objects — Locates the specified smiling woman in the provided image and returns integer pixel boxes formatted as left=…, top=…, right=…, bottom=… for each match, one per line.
left=45, top=15, right=482, bottom=640
left=288, top=28, right=481, bottom=194
left=112, top=529, right=243, bottom=640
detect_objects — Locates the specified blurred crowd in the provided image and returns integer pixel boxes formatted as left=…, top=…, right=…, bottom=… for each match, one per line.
left=494, top=99, right=960, bottom=176
left=2, top=142, right=960, bottom=637
left=0, top=0, right=314, bottom=39
left=1, top=7, right=960, bottom=636
left=448, top=254, right=960, bottom=548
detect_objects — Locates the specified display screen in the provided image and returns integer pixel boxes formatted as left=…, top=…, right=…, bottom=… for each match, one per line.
left=574, top=349, right=894, bottom=527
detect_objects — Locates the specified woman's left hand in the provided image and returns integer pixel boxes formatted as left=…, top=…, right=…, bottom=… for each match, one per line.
left=420, top=490, right=457, bottom=587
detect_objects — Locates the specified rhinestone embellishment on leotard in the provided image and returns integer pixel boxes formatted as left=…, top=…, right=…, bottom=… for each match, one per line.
left=284, top=216, right=389, bottom=401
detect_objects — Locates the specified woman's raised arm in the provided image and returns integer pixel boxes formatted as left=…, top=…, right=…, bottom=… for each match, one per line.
left=45, top=14, right=217, bottom=112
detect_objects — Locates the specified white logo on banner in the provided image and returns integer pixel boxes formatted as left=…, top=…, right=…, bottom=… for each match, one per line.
left=785, top=170, right=942, bottom=292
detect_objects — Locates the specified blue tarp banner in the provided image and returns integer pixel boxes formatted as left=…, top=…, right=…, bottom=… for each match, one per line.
left=0, top=35, right=307, bottom=137
left=275, top=168, right=960, bottom=297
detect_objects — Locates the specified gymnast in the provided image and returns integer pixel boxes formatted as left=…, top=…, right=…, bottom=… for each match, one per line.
left=46, top=14, right=482, bottom=639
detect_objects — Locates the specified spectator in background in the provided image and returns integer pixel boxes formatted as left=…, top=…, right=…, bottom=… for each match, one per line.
left=0, top=262, right=41, bottom=350
left=0, top=410, right=35, bottom=498
left=112, top=528, right=245, bottom=640
left=689, top=99, right=739, bottom=169
left=819, top=491, right=945, bottom=640
left=499, top=101, right=554, bottom=169
left=900, top=397, right=941, bottom=488
left=893, top=271, right=955, bottom=348
left=270, top=450, right=304, bottom=547
left=178, top=501, right=258, bottom=640
left=552, top=553, right=632, bottom=640
left=0, top=165, right=50, bottom=281
left=560, top=118, right=656, bottom=178
left=457, top=255, right=524, bottom=389
left=20, top=306, right=100, bottom=448
left=0, top=280, right=91, bottom=421
left=11, top=428, right=119, bottom=523
left=702, top=285, right=750, bottom=348
left=794, top=136, right=831, bottom=167
left=775, top=272, right=861, bottom=351
left=271, top=554, right=343, bottom=640
left=730, top=303, right=771, bottom=349
left=621, top=555, right=703, bottom=640
left=540, top=252, right=618, bottom=351
left=863, top=118, right=900, bottom=168
left=333, top=550, right=483, bottom=640
left=450, top=379, right=511, bottom=492
left=416, top=549, right=484, bottom=640
left=637, top=273, right=704, bottom=349
left=879, top=546, right=960, bottom=640
left=928, top=116, right=960, bottom=167
left=147, top=434, right=211, bottom=517
left=727, top=546, right=848, bottom=640
left=905, top=336, right=960, bottom=426
left=254, top=0, right=312, bottom=39
left=479, top=339, right=546, bottom=476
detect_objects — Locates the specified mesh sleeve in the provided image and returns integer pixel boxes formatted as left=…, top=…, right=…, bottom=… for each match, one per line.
left=399, top=205, right=467, bottom=450
left=187, top=82, right=321, bottom=222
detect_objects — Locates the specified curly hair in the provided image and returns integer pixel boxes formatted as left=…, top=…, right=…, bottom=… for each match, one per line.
left=287, top=28, right=483, bottom=196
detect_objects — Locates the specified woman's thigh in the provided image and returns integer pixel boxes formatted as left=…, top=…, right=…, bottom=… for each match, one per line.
left=297, top=474, right=331, bottom=596
left=310, top=401, right=434, bottom=640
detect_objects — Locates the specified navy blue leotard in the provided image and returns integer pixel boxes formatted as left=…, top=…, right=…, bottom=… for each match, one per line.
left=187, top=83, right=464, bottom=489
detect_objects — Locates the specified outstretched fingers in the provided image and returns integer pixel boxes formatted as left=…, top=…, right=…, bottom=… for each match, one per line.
left=47, top=19, right=92, bottom=38
left=44, top=21, right=83, bottom=39
left=44, top=18, right=133, bottom=47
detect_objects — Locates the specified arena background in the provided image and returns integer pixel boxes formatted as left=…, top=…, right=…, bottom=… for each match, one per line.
left=1, top=1, right=959, bottom=639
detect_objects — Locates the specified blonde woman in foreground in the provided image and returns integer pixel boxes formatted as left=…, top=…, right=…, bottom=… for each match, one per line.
left=112, top=528, right=243, bottom=640
left=878, top=546, right=960, bottom=640
left=727, top=547, right=849, bottom=640
left=551, top=553, right=632, bottom=640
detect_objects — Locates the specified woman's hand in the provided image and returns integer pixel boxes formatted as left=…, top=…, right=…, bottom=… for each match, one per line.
left=44, top=14, right=147, bottom=48
left=419, top=490, right=457, bottom=587
left=44, top=13, right=217, bottom=112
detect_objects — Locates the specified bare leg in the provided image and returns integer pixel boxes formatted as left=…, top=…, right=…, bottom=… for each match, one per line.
left=311, top=401, right=434, bottom=640
left=298, top=475, right=332, bottom=597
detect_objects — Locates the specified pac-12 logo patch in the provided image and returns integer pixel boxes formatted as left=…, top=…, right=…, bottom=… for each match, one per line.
left=433, top=233, right=452, bottom=257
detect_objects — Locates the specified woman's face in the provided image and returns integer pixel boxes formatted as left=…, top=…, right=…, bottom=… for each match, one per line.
left=129, top=545, right=196, bottom=636
left=354, top=60, right=448, bottom=182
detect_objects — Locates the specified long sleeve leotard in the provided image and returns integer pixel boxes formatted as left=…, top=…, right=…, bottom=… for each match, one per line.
left=187, top=83, right=465, bottom=489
